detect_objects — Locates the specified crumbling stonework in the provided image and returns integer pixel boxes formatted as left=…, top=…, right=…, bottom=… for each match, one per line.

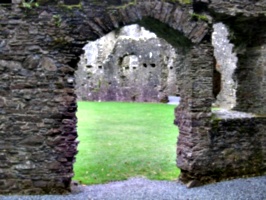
left=209, top=110, right=266, bottom=181
left=0, top=0, right=265, bottom=194
left=75, top=24, right=180, bottom=102
left=232, top=22, right=266, bottom=115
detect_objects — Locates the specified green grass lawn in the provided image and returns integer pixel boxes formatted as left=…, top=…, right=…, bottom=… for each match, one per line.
left=73, top=101, right=180, bottom=185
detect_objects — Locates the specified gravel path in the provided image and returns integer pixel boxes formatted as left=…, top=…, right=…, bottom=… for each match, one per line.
left=1, top=175, right=266, bottom=200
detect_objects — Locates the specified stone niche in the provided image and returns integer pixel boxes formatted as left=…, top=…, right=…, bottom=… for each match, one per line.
left=75, top=24, right=181, bottom=102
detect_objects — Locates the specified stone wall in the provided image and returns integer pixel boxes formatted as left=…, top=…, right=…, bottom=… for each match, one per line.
left=209, top=110, right=266, bottom=182
left=75, top=24, right=181, bottom=102
left=0, top=0, right=265, bottom=194
left=0, top=0, right=211, bottom=194
left=175, top=41, right=214, bottom=185
left=209, top=0, right=266, bottom=17
left=0, top=11, right=78, bottom=194
left=232, top=20, right=266, bottom=115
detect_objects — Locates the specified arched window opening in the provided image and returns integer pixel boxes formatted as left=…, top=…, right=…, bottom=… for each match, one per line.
left=212, top=22, right=237, bottom=110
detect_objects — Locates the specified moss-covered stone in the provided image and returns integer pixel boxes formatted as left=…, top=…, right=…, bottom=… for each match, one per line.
left=58, top=2, right=82, bottom=10
left=191, top=13, right=209, bottom=22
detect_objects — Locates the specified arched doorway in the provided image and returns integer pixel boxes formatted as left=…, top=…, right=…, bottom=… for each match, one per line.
left=73, top=24, right=183, bottom=184
left=0, top=0, right=214, bottom=194
left=65, top=3, right=213, bottom=188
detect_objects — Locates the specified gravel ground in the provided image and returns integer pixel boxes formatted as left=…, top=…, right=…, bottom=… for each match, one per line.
left=1, top=175, right=266, bottom=200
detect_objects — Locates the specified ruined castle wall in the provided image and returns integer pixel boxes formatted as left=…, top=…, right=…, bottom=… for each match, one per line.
left=0, top=0, right=212, bottom=194
left=209, top=111, right=266, bottom=181
left=76, top=26, right=181, bottom=102
left=0, top=0, right=265, bottom=194
left=175, top=41, right=214, bottom=184
left=0, top=6, right=80, bottom=195
left=234, top=27, right=266, bottom=114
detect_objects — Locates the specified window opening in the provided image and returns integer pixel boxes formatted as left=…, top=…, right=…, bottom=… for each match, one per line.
left=212, top=22, right=237, bottom=110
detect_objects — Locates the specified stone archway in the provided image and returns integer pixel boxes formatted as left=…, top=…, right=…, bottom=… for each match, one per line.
left=0, top=1, right=213, bottom=193
left=0, top=0, right=265, bottom=195
left=68, top=0, right=215, bottom=189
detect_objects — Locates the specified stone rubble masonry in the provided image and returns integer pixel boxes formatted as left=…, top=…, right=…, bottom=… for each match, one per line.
left=0, top=0, right=265, bottom=194
left=209, top=0, right=266, bottom=18
left=233, top=26, right=266, bottom=115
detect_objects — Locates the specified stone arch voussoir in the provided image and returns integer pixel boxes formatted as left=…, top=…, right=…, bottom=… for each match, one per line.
left=91, top=2, right=210, bottom=44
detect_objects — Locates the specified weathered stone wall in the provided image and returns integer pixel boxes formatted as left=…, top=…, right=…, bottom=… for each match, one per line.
left=0, top=0, right=211, bottom=194
left=209, top=0, right=266, bottom=17
left=232, top=21, right=266, bottom=114
left=209, top=110, right=266, bottom=182
left=0, top=0, right=265, bottom=194
left=0, top=7, right=79, bottom=194
left=76, top=25, right=181, bottom=102
left=175, top=41, right=214, bottom=185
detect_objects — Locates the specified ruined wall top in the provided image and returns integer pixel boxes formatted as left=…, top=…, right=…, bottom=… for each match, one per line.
left=4, top=0, right=266, bottom=19
left=209, top=0, right=266, bottom=18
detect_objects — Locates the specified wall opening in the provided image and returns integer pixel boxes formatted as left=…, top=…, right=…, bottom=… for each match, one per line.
left=73, top=24, right=182, bottom=185
left=212, top=22, right=237, bottom=110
